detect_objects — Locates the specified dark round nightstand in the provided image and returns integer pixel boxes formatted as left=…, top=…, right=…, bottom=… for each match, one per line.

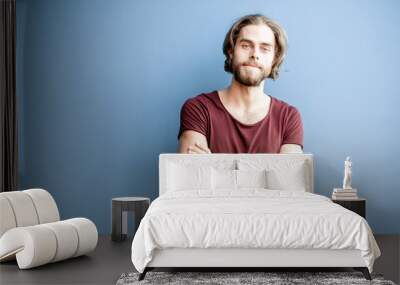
left=332, top=198, right=366, bottom=218
left=111, top=197, right=150, bottom=242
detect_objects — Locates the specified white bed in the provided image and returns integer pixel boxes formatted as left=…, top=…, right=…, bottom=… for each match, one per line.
left=131, top=154, right=380, bottom=280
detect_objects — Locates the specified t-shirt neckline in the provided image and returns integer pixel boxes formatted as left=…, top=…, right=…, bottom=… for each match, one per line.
left=214, top=90, right=273, bottom=127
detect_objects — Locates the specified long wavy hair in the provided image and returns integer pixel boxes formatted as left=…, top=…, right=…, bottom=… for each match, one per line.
left=223, top=14, right=288, bottom=80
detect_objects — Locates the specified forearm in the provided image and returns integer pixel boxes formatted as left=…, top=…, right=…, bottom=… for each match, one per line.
left=279, top=144, right=303, bottom=154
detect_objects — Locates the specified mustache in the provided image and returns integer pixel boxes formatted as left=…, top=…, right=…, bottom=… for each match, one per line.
left=242, top=62, right=262, bottom=69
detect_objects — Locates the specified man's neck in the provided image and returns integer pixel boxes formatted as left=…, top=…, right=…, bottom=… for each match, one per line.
left=224, top=79, right=266, bottom=110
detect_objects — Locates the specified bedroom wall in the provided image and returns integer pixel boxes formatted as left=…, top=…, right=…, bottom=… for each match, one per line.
left=16, top=0, right=400, bottom=234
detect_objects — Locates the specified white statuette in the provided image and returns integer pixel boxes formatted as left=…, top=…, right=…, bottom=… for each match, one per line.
left=342, top=156, right=352, bottom=190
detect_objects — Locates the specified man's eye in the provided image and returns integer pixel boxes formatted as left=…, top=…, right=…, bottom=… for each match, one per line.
left=261, top=47, right=271, bottom=52
left=241, top=44, right=250, bottom=49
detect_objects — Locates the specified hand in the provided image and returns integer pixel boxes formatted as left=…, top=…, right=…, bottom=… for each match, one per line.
left=187, top=142, right=212, bottom=154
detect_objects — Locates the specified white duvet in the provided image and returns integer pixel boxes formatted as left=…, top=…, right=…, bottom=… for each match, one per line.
left=131, top=189, right=380, bottom=273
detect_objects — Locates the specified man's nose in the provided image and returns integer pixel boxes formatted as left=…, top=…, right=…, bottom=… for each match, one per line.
left=250, top=47, right=260, bottom=60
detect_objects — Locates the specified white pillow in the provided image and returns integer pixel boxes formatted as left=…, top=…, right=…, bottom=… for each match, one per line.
left=266, top=168, right=307, bottom=191
left=237, top=159, right=308, bottom=191
left=166, top=162, right=212, bottom=191
left=212, top=168, right=236, bottom=190
left=236, top=169, right=268, bottom=188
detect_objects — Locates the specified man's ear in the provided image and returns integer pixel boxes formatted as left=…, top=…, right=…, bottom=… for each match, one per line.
left=272, top=46, right=278, bottom=64
left=228, top=48, right=233, bottom=60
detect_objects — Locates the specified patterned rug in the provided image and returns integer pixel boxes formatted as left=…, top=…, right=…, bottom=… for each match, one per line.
left=116, top=271, right=396, bottom=285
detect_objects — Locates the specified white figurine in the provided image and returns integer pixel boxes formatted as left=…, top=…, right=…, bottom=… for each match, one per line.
left=342, top=156, right=352, bottom=190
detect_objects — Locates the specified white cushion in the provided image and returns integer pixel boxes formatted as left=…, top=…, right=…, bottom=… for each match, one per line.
left=267, top=168, right=307, bottom=191
left=238, top=159, right=308, bottom=191
left=0, top=192, right=39, bottom=227
left=236, top=169, right=268, bottom=188
left=212, top=168, right=236, bottom=190
left=42, top=221, right=79, bottom=262
left=211, top=168, right=268, bottom=190
left=64, top=218, right=98, bottom=257
left=166, top=162, right=212, bottom=191
left=0, top=189, right=60, bottom=236
left=0, top=196, right=17, bottom=237
left=23, top=189, right=60, bottom=223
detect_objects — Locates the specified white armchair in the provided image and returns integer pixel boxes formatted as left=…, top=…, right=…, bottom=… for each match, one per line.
left=0, top=188, right=98, bottom=269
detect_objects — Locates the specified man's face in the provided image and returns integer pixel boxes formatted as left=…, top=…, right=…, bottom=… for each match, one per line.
left=229, top=24, right=276, bottom=87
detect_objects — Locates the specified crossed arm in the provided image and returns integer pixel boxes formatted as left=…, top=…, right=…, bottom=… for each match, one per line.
left=178, top=130, right=303, bottom=154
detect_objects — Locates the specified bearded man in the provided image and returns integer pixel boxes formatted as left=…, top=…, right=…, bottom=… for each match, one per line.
left=178, top=14, right=303, bottom=154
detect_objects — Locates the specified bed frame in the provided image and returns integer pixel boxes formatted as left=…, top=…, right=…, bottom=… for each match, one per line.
left=138, top=154, right=371, bottom=280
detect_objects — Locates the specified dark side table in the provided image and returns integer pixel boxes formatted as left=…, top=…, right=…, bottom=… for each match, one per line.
left=111, top=197, right=150, bottom=242
left=332, top=197, right=366, bottom=218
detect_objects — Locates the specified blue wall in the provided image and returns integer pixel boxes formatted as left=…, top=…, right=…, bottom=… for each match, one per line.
left=16, top=0, right=400, bottom=234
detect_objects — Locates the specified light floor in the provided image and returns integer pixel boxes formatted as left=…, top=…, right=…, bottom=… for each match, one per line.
left=0, top=235, right=399, bottom=285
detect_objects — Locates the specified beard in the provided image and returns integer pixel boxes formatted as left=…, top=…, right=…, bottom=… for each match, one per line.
left=231, top=60, right=270, bottom=87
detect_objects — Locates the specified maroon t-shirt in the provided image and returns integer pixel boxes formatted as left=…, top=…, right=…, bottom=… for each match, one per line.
left=177, top=90, right=303, bottom=153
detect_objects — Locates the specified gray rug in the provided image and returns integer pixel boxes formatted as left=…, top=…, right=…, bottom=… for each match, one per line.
left=116, top=271, right=396, bottom=285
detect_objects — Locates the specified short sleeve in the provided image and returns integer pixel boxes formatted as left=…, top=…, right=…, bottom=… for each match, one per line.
left=282, top=106, right=304, bottom=149
left=177, top=98, right=208, bottom=140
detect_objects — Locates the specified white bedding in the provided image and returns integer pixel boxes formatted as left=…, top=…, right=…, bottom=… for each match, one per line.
left=131, top=189, right=380, bottom=273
